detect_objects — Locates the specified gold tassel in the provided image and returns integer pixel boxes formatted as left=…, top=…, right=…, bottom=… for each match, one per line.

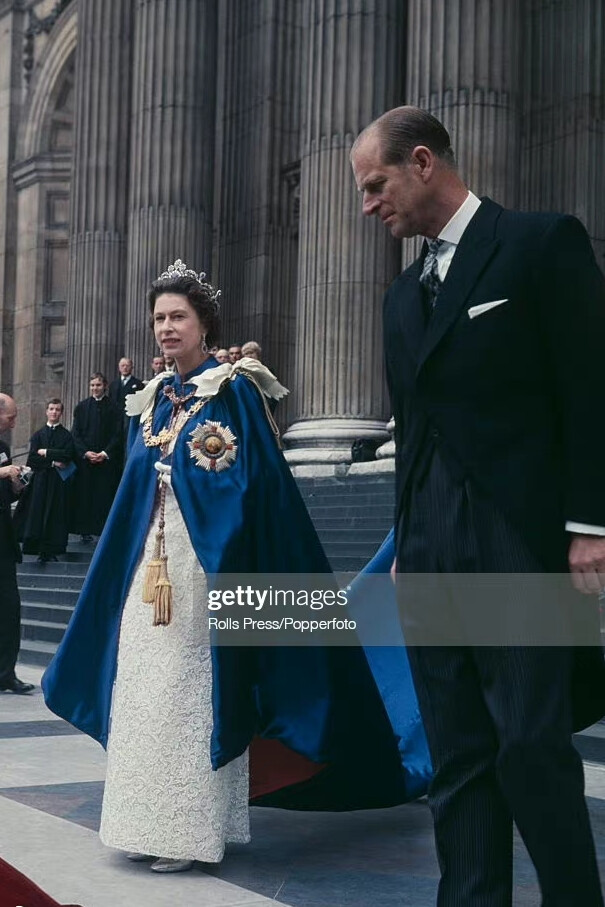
left=152, top=555, right=173, bottom=626
left=142, top=530, right=163, bottom=603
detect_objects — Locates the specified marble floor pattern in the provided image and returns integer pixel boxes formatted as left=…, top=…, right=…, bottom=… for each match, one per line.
left=2, top=665, right=605, bottom=907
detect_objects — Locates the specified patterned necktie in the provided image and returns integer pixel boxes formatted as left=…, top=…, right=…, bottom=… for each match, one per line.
left=420, top=238, right=445, bottom=307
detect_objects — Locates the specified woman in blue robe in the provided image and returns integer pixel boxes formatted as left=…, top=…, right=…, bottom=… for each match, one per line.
left=42, top=260, right=431, bottom=873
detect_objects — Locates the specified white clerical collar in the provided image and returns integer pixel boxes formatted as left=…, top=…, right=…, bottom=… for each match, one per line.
left=47, top=422, right=61, bottom=428
left=437, top=191, right=481, bottom=246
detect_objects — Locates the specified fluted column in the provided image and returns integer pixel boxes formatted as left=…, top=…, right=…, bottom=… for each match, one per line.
left=216, top=0, right=303, bottom=430
left=522, top=0, right=605, bottom=269
left=404, top=0, right=522, bottom=266
left=124, top=0, right=217, bottom=370
left=63, top=0, right=133, bottom=416
left=283, top=0, right=405, bottom=470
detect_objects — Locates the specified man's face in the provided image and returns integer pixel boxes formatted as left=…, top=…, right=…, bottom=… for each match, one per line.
left=0, top=400, right=17, bottom=431
left=90, top=378, right=106, bottom=399
left=46, top=403, right=63, bottom=424
left=351, top=134, right=427, bottom=240
left=215, top=349, right=230, bottom=363
left=228, top=346, right=242, bottom=363
left=118, top=358, right=133, bottom=376
left=151, top=356, right=165, bottom=374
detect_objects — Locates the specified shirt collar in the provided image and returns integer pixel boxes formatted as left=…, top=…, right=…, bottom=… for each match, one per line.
left=436, top=191, right=481, bottom=246
left=46, top=422, right=60, bottom=428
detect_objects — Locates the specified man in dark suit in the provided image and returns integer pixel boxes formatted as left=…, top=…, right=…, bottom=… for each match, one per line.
left=0, top=393, right=34, bottom=694
left=108, top=358, right=145, bottom=411
left=351, top=106, right=605, bottom=905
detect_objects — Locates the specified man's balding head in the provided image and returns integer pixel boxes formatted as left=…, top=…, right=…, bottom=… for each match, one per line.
left=352, top=106, right=456, bottom=169
left=0, top=394, right=17, bottom=432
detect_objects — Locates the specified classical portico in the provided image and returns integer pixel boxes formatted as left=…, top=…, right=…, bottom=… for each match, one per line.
left=1, top=0, right=603, bottom=460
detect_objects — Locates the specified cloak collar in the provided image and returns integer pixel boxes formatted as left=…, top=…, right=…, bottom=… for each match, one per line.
left=126, top=356, right=289, bottom=420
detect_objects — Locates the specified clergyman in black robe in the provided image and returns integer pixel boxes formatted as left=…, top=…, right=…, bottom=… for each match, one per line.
left=14, top=398, right=76, bottom=561
left=71, top=373, right=123, bottom=538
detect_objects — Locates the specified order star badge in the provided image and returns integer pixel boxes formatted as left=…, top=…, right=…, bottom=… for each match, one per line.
left=187, top=421, right=238, bottom=472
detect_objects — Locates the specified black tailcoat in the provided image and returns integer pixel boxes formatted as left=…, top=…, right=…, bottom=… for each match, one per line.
left=383, top=198, right=605, bottom=903
left=385, top=199, right=605, bottom=572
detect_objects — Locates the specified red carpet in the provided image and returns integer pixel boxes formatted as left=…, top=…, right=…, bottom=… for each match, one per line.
left=0, top=857, right=82, bottom=907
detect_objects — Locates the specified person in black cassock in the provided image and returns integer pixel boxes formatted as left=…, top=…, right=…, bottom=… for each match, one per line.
left=71, top=373, right=123, bottom=540
left=14, top=398, right=76, bottom=563
left=0, top=393, right=34, bottom=694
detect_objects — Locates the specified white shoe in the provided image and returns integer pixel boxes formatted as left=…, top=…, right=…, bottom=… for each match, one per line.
left=126, top=852, right=156, bottom=862
left=151, top=857, right=194, bottom=873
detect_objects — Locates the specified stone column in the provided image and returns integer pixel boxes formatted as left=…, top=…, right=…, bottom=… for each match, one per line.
left=124, top=0, right=217, bottom=372
left=404, top=0, right=523, bottom=266
left=63, top=0, right=133, bottom=416
left=216, top=0, right=303, bottom=430
left=521, top=0, right=605, bottom=269
left=283, top=0, right=404, bottom=471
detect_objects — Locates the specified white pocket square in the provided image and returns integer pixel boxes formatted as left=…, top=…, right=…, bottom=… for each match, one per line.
left=468, top=299, right=508, bottom=319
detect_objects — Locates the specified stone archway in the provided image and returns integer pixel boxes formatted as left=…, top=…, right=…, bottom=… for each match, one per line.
left=12, top=6, right=76, bottom=445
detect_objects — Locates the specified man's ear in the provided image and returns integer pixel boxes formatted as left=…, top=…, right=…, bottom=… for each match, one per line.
left=410, top=145, right=434, bottom=182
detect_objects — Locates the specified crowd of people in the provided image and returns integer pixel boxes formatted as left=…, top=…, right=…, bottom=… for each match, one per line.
left=1, top=104, right=605, bottom=905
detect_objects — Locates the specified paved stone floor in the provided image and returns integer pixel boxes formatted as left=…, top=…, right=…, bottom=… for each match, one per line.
left=2, top=665, right=605, bottom=906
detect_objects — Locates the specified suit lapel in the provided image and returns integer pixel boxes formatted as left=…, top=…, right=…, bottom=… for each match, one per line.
left=392, top=258, right=427, bottom=365
left=416, top=198, right=502, bottom=375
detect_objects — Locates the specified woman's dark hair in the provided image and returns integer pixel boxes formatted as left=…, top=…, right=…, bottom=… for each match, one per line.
left=147, top=275, right=221, bottom=348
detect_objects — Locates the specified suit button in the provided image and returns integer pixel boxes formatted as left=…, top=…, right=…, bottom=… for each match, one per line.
left=431, top=428, right=440, bottom=439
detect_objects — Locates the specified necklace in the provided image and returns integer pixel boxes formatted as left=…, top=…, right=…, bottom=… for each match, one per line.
left=143, top=385, right=207, bottom=449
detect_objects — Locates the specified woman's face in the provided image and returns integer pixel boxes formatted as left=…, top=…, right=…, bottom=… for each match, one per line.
left=153, top=293, right=206, bottom=369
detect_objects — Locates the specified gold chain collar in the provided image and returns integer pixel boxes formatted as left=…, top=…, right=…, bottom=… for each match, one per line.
left=142, top=385, right=207, bottom=449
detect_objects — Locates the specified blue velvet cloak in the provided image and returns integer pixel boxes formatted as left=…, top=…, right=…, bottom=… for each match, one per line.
left=42, top=361, right=431, bottom=808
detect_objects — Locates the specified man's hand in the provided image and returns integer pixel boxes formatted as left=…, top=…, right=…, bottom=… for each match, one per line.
left=0, top=464, right=19, bottom=481
left=569, top=534, right=605, bottom=594
left=85, top=451, right=103, bottom=464
left=37, top=448, right=47, bottom=456
left=390, top=557, right=397, bottom=585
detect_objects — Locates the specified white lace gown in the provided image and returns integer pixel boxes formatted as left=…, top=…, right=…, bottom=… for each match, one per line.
left=99, top=468, right=250, bottom=861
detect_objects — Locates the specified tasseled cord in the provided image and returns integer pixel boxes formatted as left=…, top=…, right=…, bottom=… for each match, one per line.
left=142, top=478, right=173, bottom=626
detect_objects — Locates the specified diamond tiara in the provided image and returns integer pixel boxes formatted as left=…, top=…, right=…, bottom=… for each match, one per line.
left=156, top=259, right=221, bottom=309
